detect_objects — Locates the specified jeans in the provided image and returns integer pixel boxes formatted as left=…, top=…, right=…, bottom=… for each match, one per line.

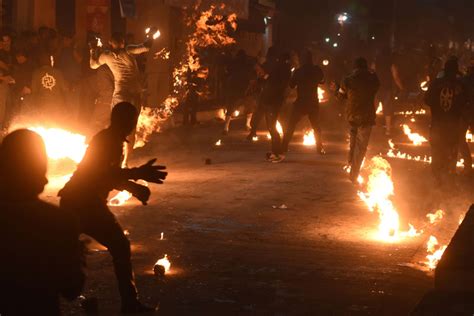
left=348, top=124, right=372, bottom=180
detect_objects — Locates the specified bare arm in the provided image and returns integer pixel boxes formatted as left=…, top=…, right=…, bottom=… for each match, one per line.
left=90, top=50, right=108, bottom=69
left=126, top=44, right=150, bottom=55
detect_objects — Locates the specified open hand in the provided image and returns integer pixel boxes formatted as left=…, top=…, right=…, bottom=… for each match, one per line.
left=136, top=159, right=167, bottom=184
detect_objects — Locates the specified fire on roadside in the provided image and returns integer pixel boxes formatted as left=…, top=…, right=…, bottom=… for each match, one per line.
left=425, top=235, right=447, bottom=270
left=402, top=124, right=428, bottom=146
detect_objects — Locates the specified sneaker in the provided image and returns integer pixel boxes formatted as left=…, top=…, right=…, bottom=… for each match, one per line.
left=121, top=301, right=156, bottom=314
left=271, top=154, right=286, bottom=163
left=266, top=152, right=278, bottom=162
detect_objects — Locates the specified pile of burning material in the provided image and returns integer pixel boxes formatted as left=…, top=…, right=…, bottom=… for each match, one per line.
left=134, top=5, right=237, bottom=148
left=357, top=156, right=421, bottom=242
left=402, top=124, right=428, bottom=146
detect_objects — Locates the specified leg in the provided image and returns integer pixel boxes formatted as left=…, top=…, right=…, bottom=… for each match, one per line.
left=80, top=208, right=138, bottom=306
left=350, top=125, right=372, bottom=181
left=281, top=107, right=302, bottom=153
left=249, top=101, right=264, bottom=137
left=348, top=124, right=358, bottom=165
left=265, top=108, right=282, bottom=155
left=307, top=105, right=324, bottom=152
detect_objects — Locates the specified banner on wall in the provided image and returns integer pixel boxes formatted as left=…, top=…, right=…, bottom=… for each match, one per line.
left=119, top=0, right=136, bottom=18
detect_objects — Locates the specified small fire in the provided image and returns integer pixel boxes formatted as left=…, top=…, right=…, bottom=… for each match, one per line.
left=29, top=127, right=87, bottom=163
left=303, top=130, right=316, bottom=146
left=318, top=87, right=328, bottom=103
left=395, top=109, right=426, bottom=116
left=154, top=254, right=171, bottom=274
left=153, top=30, right=161, bottom=40
left=267, top=121, right=283, bottom=139
left=376, top=102, right=383, bottom=114
left=109, top=190, right=133, bottom=206
left=357, top=156, right=420, bottom=242
left=160, top=232, right=164, bottom=240
left=425, top=235, right=447, bottom=270
left=322, top=59, right=329, bottom=66
left=402, top=124, right=428, bottom=146
left=50, top=55, right=54, bottom=67
left=215, top=139, right=222, bottom=146
left=466, top=130, right=473, bottom=142
left=233, top=110, right=240, bottom=117
left=420, top=80, right=429, bottom=92
left=252, top=136, right=259, bottom=142
left=426, top=209, right=444, bottom=224
left=154, top=48, right=170, bottom=60
left=96, top=37, right=103, bottom=48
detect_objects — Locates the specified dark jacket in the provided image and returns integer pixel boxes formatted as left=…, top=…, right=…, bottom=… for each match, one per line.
left=260, top=59, right=292, bottom=107
left=425, top=74, right=467, bottom=129
left=0, top=199, right=84, bottom=315
left=290, top=64, right=324, bottom=108
left=339, top=68, right=380, bottom=126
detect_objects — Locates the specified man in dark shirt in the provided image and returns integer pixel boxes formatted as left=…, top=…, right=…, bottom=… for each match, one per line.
left=59, top=102, right=167, bottom=313
left=337, top=57, right=380, bottom=182
left=261, top=52, right=292, bottom=163
left=0, top=129, right=84, bottom=315
left=425, top=57, right=467, bottom=184
left=282, top=50, right=325, bottom=155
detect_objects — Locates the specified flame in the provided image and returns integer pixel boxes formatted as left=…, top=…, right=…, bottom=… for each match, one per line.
left=466, top=130, right=473, bottom=142
left=376, top=102, right=383, bottom=114
left=50, top=55, right=54, bottom=67
left=303, top=130, right=316, bottom=146
left=357, top=156, right=420, bottom=242
left=29, top=127, right=87, bottom=163
left=154, top=48, right=170, bottom=60
left=322, top=59, right=329, bottom=66
left=425, top=235, right=447, bottom=270
left=155, top=254, right=171, bottom=274
left=402, top=124, right=428, bottom=146
left=109, top=190, right=133, bottom=206
left=426, top=209, right=444, bottom=224
left=145, top=27, right=151, bottom=34
left=395, top=109, right=426, bottom=116
left=233, top=110, right=240, bottom=117
left=420, top=80, right=429, bottom=92
left=153, top=30, right=161, bottom=40
left=215, top=139, right=222, bottom=146
left=96, top=37, right=103, bottom=48
left=318, top=87, right=328, bottom=103
left=252, top=136, right=258, bottom=142
left=266, top=121, right=283, bottom=139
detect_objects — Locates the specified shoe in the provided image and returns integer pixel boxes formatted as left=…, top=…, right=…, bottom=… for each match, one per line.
left=271, top=154, right=286, bottom=163
left=266, top=152, right=277, bottom=161
left=121, top=301, right=155, bottom=314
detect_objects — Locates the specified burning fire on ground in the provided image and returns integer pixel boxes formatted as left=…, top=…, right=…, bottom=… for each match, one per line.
left=402, top=124, right=428, bottom=146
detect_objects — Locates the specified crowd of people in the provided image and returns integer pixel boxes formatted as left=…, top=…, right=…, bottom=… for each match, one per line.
left=1, top=20, right=474, bottom=314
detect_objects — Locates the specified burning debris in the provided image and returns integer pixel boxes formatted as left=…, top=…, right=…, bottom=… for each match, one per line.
left=425, top=235, right=447, bottom=270
left=153, top=48, right=171, bottom=60
left=426, top=210, right=445, bottom=225
left=215, top=139, right=222, bottom=146
left=357, top=156, right=420, bottom=242
left=402, top=124, right=428, bottom=146
left=303, top=130, right=316, bottom=146
left=154, top=254, right=171, bottom=276
left=376, top=102, right=383, bottom=115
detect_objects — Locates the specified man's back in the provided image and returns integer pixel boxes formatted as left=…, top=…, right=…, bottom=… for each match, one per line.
left=425, top=75, right=466, bottom=126
left=291, top=64, right=324, bottom=106
left=0, top=199, right=83, bottom=314
left=343, top=69, right=380, bottom=125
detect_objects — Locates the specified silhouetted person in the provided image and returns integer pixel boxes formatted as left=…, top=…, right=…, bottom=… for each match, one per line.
left=247, top=47, right=278, bottom=140
left=0, top=129, right=84, bottom=315
left=262, top=52, right=292, bottom=163
left=336, top=57, right=380, bottom=182
left=458, top=60, right=474, bottom=175
left=59, top=102, right=167, bottom=313
left=425, top=57, right=467, bottom=185
left=282, top=50, right=325, bottom=155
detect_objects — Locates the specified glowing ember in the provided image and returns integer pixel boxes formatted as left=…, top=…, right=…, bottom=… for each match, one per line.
left=425, top=235, right=447, bottom=270
left=395, top=109, right=426, bottom=116
left=29, top=127, right=87, bottom=163
left=376, top=102, right=383, bottom=114
left=420, top=80, right=429, bottom=92
left=109, top=190, right=133, bottom=206
left=402, top=124, right=428, bottom=146
left=252, top=136, right=259, bottom=142
left=318, top=87, right=328, bottom=103
left=215, top=139, right=222, bottom=146
left=466, top=130, right=473, bottom=142
left=303, top=130, right=316, bottom=146
left=426, top=209, right=444, bottom=224
left=154, top=254, right=171, bottom=274
left=357, top=156, right=419, bottom=242
left=154, top=48, right=170, bottom=60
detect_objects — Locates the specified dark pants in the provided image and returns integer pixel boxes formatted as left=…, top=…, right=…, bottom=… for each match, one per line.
left=348, top=124, right=372, bottom=180
left=61, top=199, right=138, bottom=305
left=183, top=99, right=198, bottom=126
left=282, top=104, right=322, bottom=153
left=265, top=106, right=282, bottom=155
left=431, top=126, right=459, bottom=183
left=248, top=101, right=265, bottom=136
left=458, top=120, right=472, bottom=172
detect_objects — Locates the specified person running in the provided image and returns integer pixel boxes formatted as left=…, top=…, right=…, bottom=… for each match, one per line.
left=425, top=57, right=467, bottom=185
left=0, top=129, right=84, bottom=315
left=59, top=102, right=167, bottom=313
left=282, top=50, right=325, bottom=155
left=336, top=57, right=380, bottom=183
